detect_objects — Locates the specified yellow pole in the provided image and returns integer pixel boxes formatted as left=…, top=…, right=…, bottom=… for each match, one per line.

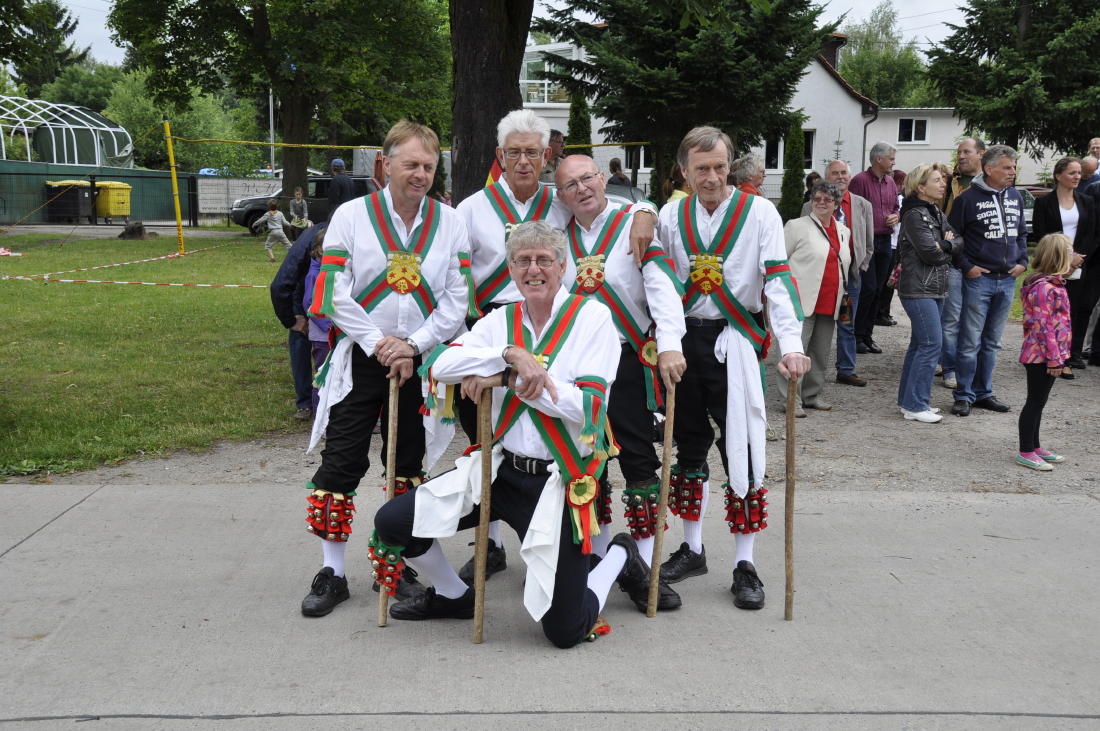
left=163, top=118, right=186, bottom=255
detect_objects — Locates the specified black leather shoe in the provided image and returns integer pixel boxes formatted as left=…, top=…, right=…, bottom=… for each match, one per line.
left=1065, top=356, right=1086, bottom=370
left=371, top=565, right=425, bottom=602
left=1060, top=368, right=1076, bottom=380
left=875, top=315, right=897, bottom=326
left=731, top=560, right=765, bottom=610
left=389, top=586, right=475, bottom=621
left=973, top=396, right=1010, bottom=413
left=836, top=372, right=867, bottom=387
left=458, top=540, right=507, bottom=584
left=863, top=338, right=883, bottom=354
left=659, top=541, right=708, bottom=583
left=1087, top=355, right=1100, bottom=367
left=301, top=567, right=350, bottom=617
left=611, top=533, right=682, bottom=612
left=856, top=341, right=870, bottom=354
left=950, top=399, right=971, bottom=417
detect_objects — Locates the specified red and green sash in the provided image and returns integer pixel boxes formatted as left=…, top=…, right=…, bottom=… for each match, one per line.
left=679, top=191, right=770, bottom=351
left=568, top=208, right=663, bottom=411
left=493, top=296, right=615, bottom=554
left=472, top=182, right=555, bottom=315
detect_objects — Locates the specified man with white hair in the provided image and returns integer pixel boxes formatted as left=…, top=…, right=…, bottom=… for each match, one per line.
left=1078, top=156, right=1100, bottom=194
left=452, top=109, right=658, bottom=583
left=801, top=159, right=874, bottom=387
left=848, top=142, right=900, bottom=355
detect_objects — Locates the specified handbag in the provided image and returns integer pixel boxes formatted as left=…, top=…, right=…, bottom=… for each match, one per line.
left=886, top=262, right=902, bottom=289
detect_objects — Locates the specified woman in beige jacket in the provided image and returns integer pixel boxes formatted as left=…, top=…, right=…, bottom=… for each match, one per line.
left=778, top=181, right=852, bottom=415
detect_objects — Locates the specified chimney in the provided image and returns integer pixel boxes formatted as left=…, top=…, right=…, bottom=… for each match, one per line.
left=820, top=32, right=848, bottom=69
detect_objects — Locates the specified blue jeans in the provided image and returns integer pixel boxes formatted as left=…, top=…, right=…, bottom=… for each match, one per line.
left=897, top=297, right=944, bottom=412
left=835, top=275, right=861, bottom=376
left=939, top=267, right=962, bottom=377
left=289, top=329, right=313, bottom=410
left=954, top=274, right=1016, bottom=403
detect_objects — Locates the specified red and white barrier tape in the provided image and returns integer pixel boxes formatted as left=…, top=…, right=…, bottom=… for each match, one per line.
left=20, top=240, right=241, bottom=280
left=3, top=276, right=268, bottom=288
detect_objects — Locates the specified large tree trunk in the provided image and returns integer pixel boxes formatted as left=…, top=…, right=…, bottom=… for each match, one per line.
left=449, top=0, right=534, bottom=204
left=280, top=91, right=312, bottom=211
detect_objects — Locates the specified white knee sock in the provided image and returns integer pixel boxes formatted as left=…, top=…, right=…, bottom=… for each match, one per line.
left=322, top=539, right=346, bottom=577
left=634, top=535, right=655, bottom=567
left=590, top=528, right=612, bottom=557
left=405, top=540, right=468, bottom=599
left=587, top=545, right=627, bottom=612
left=682, top=481, right=709, bottom=553
left=488, top=520, right=502, bottom=547
left=734, top=531, right=756, bottom=566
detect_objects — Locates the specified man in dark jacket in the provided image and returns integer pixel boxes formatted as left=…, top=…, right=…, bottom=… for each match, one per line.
left=327, top=158, right=356, bottom=218
left=271, top=223, right=327, bottom=420
left=946, top=145, right=1028, bottom=417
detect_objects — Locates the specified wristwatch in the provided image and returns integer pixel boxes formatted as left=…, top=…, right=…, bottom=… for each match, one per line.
left=404, top=338, right=419, bottom=355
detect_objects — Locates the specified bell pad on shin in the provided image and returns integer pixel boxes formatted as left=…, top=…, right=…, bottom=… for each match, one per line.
left=305, top=489, right=355, bottom=542
left=668, top=464, right=707, bottom=521
left=724, top=481, right=768, bottom=534
left=367, top=530, right=407, bottom=597
left=622, top=480, right=661, bottom=540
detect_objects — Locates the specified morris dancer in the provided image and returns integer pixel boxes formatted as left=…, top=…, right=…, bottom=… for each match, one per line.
left=373, top=221, right=650, bottom=648
left=657, top=126, right=810, bottom=609
left=452, top=109, right=659, bottom=583
left=298, top=120, right=469, bottom=617
left=554, top=154, right=686, bottom=612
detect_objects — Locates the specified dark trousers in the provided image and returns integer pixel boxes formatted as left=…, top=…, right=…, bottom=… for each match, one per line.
left=1019, top=363, right=1056, bottom=453
left=876, top=248, right=899, bottom=319
left=289, top=329, right=313, bottom=411
left=374, top=461, right=599, bottom=649
left=675, top=323, right=729, bottom=475
left=607, top=343, right=661, bottom=483
left=1065, top=278, right=1099, bottom=358
left=855, top=234, right=894, bottom=341
left=309, top=344, right=424, bottom=494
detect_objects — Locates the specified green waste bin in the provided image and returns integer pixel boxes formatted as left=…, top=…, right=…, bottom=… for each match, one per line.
left=94, top=181, right=132, bottom=223
left=44, top=180, right=93, bottom=224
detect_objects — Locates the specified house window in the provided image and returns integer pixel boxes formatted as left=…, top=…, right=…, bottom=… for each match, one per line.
left=764, top=138, right=780, bottom=169
left=898, top=118, right=929, bottom=143
left=624, top=145, right=650, bottom=170
left=803, top=130, right=815, bottom=170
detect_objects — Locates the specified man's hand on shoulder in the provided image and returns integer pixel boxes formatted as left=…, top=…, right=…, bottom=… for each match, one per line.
left=629, top=209, right=657, bottom=265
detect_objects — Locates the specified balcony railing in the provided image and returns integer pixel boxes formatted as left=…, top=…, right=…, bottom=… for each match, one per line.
left=520, top=79, right=570, bottom=105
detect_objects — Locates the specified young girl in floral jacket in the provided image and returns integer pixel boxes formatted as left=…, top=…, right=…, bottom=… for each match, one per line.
left=1016, top=233, right=1075, bottom=471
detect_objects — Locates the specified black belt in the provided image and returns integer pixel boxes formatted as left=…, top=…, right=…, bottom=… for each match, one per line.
left=982, top=271, right=1014, bottom=280
left=502, top=448, right=552, bottom=476
left=685, top=316, right=727, bottom=328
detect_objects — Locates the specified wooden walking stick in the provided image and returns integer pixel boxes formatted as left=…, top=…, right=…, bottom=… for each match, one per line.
left=784, top=376, right=798, bottom=621
left=377, top=376, right=400, bottom=628
left=646, top=384, right=676, bottom=618
left=472, top=387, right=494, bottom=644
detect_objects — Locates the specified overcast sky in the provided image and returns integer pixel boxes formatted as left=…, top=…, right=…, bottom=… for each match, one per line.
left=67, top=0, right=967, bottom=67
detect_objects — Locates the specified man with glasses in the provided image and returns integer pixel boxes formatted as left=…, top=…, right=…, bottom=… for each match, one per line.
left=554, top=154, right=686, bottom=612
left=374, top=221, right=648, bottom=648
left=452, top=110, right=658, bottom=583
left=656, top=126, right=810, bottom=611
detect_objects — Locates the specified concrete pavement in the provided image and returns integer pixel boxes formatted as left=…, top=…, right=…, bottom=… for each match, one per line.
left=2, top=478, right=1098, bottom=728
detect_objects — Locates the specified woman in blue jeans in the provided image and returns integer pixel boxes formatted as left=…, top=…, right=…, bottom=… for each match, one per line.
left=896, top=164, right=959, bottom=423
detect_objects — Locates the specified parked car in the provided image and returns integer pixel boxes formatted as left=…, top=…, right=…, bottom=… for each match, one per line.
left=1015, top=184, right=1051, bottom=242
left=230, top=175, right=381, bottom=232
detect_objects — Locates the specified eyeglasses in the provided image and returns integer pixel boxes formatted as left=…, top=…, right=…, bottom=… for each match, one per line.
left=558, top=172, right=600, bottom=195
left=511, top=255, right=557, bottom=269
left=502, top=149, right=544, bottom=161
left=811, top=196, right=837, bottom=205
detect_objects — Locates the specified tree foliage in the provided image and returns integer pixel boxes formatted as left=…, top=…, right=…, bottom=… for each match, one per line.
left=927, top=0, right=1100, bottom=154
left=108, top=0, right=450, bottom=196
left=10, top=0, right=89, bottom=99
left=837, top=1, right=944, bottom=108
left=778, top=116, right=806, bottom=221
left=40, top=61, right=125, bottom=114
left=533, top=0, right=836, bottom=204
left=567, top=90, right=593, bottom=158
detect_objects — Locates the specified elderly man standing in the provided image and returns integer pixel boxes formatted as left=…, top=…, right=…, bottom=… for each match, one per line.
left=732, top=154, right=766, bottom=196
left=553, top=154, right=686, bottom=611
left=802, top=159, right=873, bottom=387
left=1078, top=156, right=1100, bottom=194
left=947, top=145, right=1028, bottom=417
left=656, top=126, right=810, bottom=610
left=453, top=109, right=658, bottom=583
left=849, top=142, right=900, bottom=355
left=298, top=120, right=469, bottom=617
left=941, top=137, right=986, bottom=390
left=373, top=221, right=648, bottom=648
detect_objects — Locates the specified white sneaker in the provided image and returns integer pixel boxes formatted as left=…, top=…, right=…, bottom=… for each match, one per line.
left=942, top=375, right=958, bottom=389
left=930, top=407, right=941, bottom=414
left=902, top=408, right=943, bottom=423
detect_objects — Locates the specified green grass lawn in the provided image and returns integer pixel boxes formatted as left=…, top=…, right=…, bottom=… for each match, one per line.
left=1, top=233, right=304, bottom=476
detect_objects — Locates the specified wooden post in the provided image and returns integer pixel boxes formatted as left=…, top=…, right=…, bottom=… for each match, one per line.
left=646, top=385, right=676, bottom=617
left=784, top=377, right=797, bottom=621
left=472, top=388, right=494, bottom=643
left=377, top=377, right=400, bottom=628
